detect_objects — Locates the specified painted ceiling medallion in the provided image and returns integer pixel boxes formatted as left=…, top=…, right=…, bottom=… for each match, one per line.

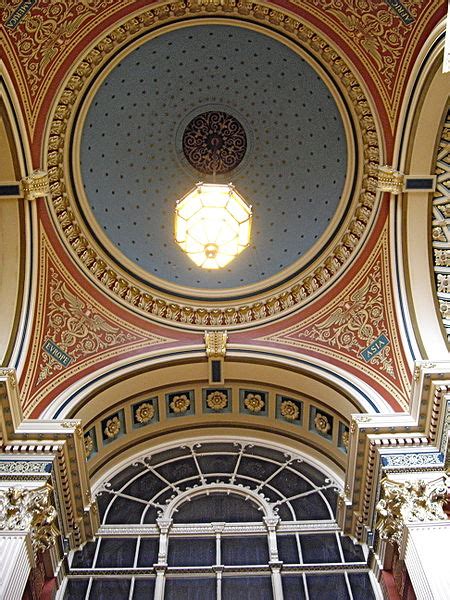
left=182, top=111, right=247, bottom=175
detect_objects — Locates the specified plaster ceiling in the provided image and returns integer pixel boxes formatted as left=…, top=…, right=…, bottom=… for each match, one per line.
left=78, top=23, right=347, bottom=292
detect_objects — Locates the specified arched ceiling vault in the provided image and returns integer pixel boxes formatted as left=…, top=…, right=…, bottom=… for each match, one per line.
left=0, top=1, right=448, bottom=474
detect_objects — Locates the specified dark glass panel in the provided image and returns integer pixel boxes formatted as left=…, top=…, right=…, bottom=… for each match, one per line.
left=282, top=576, right=307, bottom=600
left=268, top=470, right=312, bottom=497
left=300, top=534, right=341, bottom=563
left=237, top=457, right=280, bottom=480
left=276, top=503, right=295, bottom=521
left=197, top=453, right=238, bottom=474
left=96, top=491, right=114, bottom=522
left=348, top=573, right=377, bottom=600
left=244, top=446, right=287, bottom=463
left=71, top=540, right=98, bottom=568
left=123, top=470, right=167, bottom=502
left=109, top=464, right=147, bottom=490
left=63, top=579, right=89, bottom=599
left=104, top=496, right=145, bottom=524
left=142, top=505, right=159, bottom=524
left=90, top=579, right=131, bottom=599
left=137, top=538, right=160, bottom=566
left=288, top=461, right=327, bottom=487
left=96, top=538, right=137, bottom=568
left=321, top=487, right=338, bottom=517
left=168, top=537, right=216, bottom=566
left=197, top=442, right=238, bottom=453
left=259, top=485, right=284, bottom=503
left=290, top=493, right=331, bottom=520
left=222, top=576, right=272, bottom=600
left=222, top=536, right=268, bottom=565
left=164, top=577, right=216, bottom=600
left=306, top=574, right=350, bottom=600
left=277, top=535, right=299, bottom=563
left=173, top=493, right=262, bottom=523
left=133, top=579, right=156, bottom=599
left=148, top=446, right=189, bottom=466
left=340, top=536, right=365, bottom=563
left=155, top=457, right=198, bottom=482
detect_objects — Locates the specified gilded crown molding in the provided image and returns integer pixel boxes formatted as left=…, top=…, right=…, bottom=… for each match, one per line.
left=45, top=0, right=381, bottom=328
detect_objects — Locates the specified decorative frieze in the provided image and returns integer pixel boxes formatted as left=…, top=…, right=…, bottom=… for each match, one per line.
left=432, top=108, right=450, bottom=342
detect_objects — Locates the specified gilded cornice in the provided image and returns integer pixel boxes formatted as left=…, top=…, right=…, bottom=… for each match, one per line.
left=45, top=0, right=381, bottom=329
left=338, top=362, right=450, bottom=542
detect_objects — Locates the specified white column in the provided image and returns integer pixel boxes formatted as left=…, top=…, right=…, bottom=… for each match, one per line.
left=154, top=518, right=171, bottom=600
left=0, top=532, right=34, bottom=600
left=402, top=521, right=450, bottom=600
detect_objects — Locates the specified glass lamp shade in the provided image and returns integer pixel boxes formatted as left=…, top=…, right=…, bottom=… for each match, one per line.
left=174, top=182, right=252, bottom=269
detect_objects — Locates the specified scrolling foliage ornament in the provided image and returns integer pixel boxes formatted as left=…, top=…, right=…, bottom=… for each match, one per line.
left=0, top=485, right=58, bottom=556
left=375, top=478, right=448, bottom=545
left=46, top=0, right=380, bottom=328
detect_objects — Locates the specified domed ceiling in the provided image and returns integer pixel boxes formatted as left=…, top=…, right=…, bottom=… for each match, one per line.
left=78, top=24, right=348, bottom=295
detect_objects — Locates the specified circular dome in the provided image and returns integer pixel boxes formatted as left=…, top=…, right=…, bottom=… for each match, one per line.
left=78, top=23, right=348, bottom=295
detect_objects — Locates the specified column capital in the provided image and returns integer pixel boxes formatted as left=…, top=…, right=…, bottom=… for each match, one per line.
left=21, top=170, right=50, bottom=201
left=263, top=515, right=280, bottom=531
left=156, top=517, right=172, bottom=534
left=375, top=476, right=448, bottom=545
left=0, top=485, right=58, bottom=558
left=377, top=165, right=404, bottom=194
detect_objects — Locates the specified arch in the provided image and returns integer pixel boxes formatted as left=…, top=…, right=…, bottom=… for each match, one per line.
left=0, top=71, right=32, bottom=368
left=395, top=20, right=450, bottom=358
left=161, top=483, right=276, bottom=521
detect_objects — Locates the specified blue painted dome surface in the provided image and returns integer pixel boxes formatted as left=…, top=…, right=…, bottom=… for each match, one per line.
left=80, top=25, right=347, bottom=291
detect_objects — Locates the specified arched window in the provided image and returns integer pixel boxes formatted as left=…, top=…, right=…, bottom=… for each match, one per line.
left=63, top=441, right=378, bottom=599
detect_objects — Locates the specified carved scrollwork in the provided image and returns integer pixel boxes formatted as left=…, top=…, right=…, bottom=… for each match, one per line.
left=0, top=485, right=59, bottom=556
left=375, top=477, right=448, bottom=545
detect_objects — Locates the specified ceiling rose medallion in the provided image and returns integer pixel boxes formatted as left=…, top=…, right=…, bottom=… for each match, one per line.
left=175, top=111, right=252, bottom=269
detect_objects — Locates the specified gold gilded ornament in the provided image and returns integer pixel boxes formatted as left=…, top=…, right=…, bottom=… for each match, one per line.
left=206, top=391, right=228, bottom=411
left=314, top=413, right=330, bottom=434
left=170, top=394, right=190, bottom=413
left=244, top=393, right=265, bottom=413
left=104, top=416, right=121, bottom=439
left=84, top=434, right=94, bottom=458
left=341, top=430, right=349, bottom=449
left=280, top=399, right=299, bottom=421
left=135, top=402, right=155, bottom=423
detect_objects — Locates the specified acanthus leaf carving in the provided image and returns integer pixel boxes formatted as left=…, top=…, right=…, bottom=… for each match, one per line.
left=0, top=485, right=59, bottom=557
left=375, top=477, right=448, bottom=545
